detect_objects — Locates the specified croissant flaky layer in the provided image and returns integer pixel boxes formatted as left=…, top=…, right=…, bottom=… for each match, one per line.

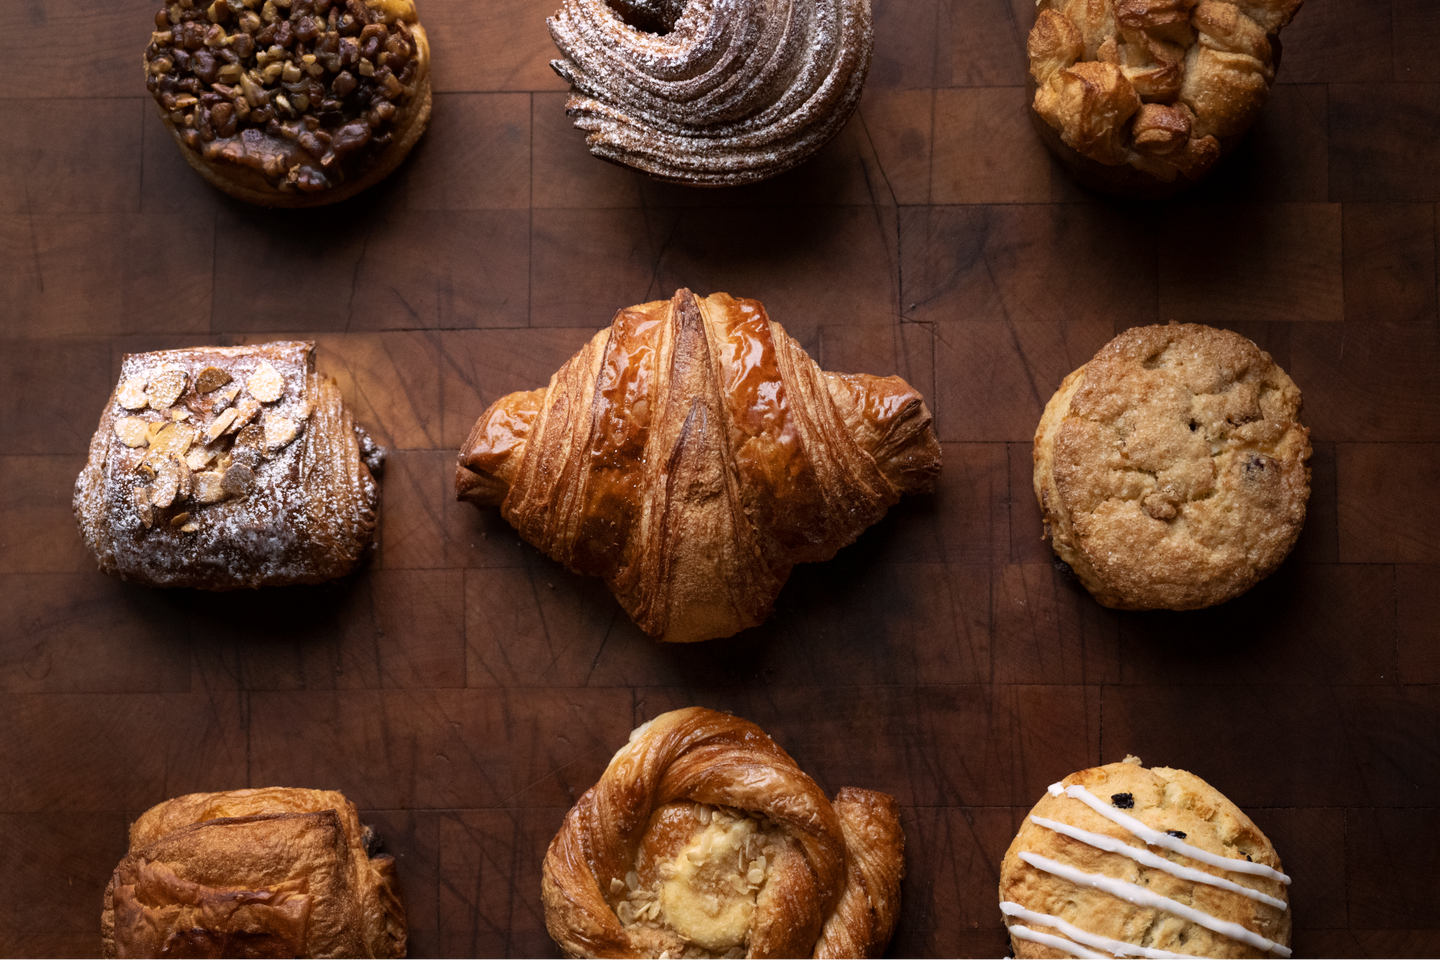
left=101, top=787, right=406, bottom=958
left=542, top=707, right=905, bottom=958
left=456, top=289, right=942, bottom=643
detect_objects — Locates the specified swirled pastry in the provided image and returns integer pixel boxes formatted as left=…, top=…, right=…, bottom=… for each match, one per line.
left=74, top=341, right=385, bottom=589
left=144, top=0, right=431, bottom=206
left=1000, top=757, right=1291, bottom=958
left=543, top=707, right=905, bottom=958
left=1033, top=323, right=1310, bottom=610
left=455, top=289, right=941, bottom=642
left=102, top=787, right=406, bottom=958
left=1027, top=0, right=1304, bottom=193
left=547, top=0, right=873, bottom=185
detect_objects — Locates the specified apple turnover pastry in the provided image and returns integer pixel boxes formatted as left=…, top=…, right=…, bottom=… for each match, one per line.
left=456, top=289, right=941, bottom=642
left=75, top=341, right=384, bottom=589
left=543, top=707, right=905, bottom=958
left=102, top=787, right=405, bottom=958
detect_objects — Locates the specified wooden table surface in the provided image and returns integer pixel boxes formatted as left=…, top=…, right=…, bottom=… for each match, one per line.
left=3, top=0, right=1439, bottom=956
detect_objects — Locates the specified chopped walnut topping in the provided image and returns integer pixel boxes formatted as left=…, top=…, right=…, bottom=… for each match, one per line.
left=247, top=360, right=286, bottom=402
left=145, top=0, right=422, bottom=194
left=117, top=378, right=150, bottom=410
left=115, top=417, right=152, bottom=448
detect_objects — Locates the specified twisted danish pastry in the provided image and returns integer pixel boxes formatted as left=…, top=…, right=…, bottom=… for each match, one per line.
left=542, top=707, right=905, bottom=958
left=455, top=289, right=941, bottom=643
left=547, top=0, right=873, bottom=185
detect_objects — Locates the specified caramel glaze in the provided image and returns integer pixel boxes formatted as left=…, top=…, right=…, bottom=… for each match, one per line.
left=457, top=288, right=941, bottom=642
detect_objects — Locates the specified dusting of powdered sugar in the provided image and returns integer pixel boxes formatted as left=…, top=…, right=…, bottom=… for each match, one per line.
left=74, top=342, right=383, bottom=589
left=546, top=0, right=873, bottom=185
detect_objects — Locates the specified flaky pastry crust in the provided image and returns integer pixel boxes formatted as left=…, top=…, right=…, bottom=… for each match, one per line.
left=1033, top=323, right=1310, bottom=610
left=547, top=0, right=872, bottom=185
left=456, top=289, right=942, bottom=642
left=74, top=341, right=384, bottom=589
left=102, top=787, right=406, bottom=958
left=1001, top=758, right=1291, bottom=958
left=542, top=707, right=904, bottom=958
left=1026, top=0, right=1304, bottom=193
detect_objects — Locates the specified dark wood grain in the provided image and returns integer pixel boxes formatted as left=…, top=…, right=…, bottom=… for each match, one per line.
left=2, top=0, right=1439, bottom=956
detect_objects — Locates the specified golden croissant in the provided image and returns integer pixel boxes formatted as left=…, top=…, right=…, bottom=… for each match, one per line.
left=455, top=289, right=942, bottom=643
left=542, top=707, right=905, bottom=958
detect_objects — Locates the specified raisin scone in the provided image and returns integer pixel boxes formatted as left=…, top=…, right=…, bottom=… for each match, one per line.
left=1033, top=323, right=1310, bottom=610
left=102, top=787, right=405, bottom=958
left=542, top=707, right=905, bottom=958
left=144, top=0, right=431, bottom=206
left=1000, top=757, right=1291, bottom=958
left=1027, top=0, right=1305, bottom=196
left=74, top=341, right=384, bottom=589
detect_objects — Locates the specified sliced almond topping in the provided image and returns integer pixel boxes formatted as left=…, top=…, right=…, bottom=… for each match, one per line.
left=133, top=487, right=154, bottom=528
left=151, top=457, right=187, bottom=509
left=246, top=361, right=285, bottom=403
left=609, top=878, right=625, bottom=896
left=170, top=512, right=191, bottom=527
left=147, top=422, right=197, bottom=460
left=114, top=417, right=151, bottom=448
left=146, top=368, right=188, bottom=410
left=221, top=463, right=255, bottom=497
left=171, top=408, right=190, bottom=421
left=195, top=366, right=232, bottom=393
left=134, top=461, right=157, bottom=482
left=207, top=407, right=239, bottom=441
left=211, top=381, right=241, bottom=412
left=263, top=413, right=300, bottom=452
left=193, top=470, right=228, bottom=504
left=145, top=421, right=165, bottom=444
left=117, top=378, right=149, bottom=410
left=180, top=522, right=199, bottom=533
left=185, top=446, right=216, bottom=472
left=228, top=396, right=262, bottom=434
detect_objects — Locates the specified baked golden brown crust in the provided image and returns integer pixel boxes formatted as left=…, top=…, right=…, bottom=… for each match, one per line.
left=1033, top=323, right=1309, bottom=610
left=542, top=707, right=904, bottom=958
left=456, top=289, right=942, bottom=643
left=145, top=0, right=431, bottom=207
left=1000, top=758, right=1291, bottom=959
left=74, top=341, right=384, bottom=589
left=1027, top=0, right=1302, bottom=194
left=102, top=787, right=406, bottom=959
left=547, top=0, right=872, bottom=186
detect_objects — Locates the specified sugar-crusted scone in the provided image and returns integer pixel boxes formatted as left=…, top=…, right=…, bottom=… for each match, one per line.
left=542, top=707, right=905, bottom=958
left=102, top=787, right=406, bottom=958
left=1033, top=323, right=1310, bottom=610
left=75, top=341, right=384, bottom=589
left=1000, top=757, right=1291, bottom=959
left=1027, top=0, right=1305, bottom=195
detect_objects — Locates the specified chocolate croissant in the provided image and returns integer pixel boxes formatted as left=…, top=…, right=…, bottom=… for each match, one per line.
left=102, top=787, right=406, bottom=958
left=542, top=707, right=905, bottom=958
left=456, top=289, right=941, bottom=643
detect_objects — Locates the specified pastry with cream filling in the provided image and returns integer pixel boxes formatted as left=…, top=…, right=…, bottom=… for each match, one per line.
left=542, top=707, right=905, bottom=958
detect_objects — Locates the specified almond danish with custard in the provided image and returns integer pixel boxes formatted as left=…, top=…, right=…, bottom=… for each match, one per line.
left=542, top=707, right=905, bottom=958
